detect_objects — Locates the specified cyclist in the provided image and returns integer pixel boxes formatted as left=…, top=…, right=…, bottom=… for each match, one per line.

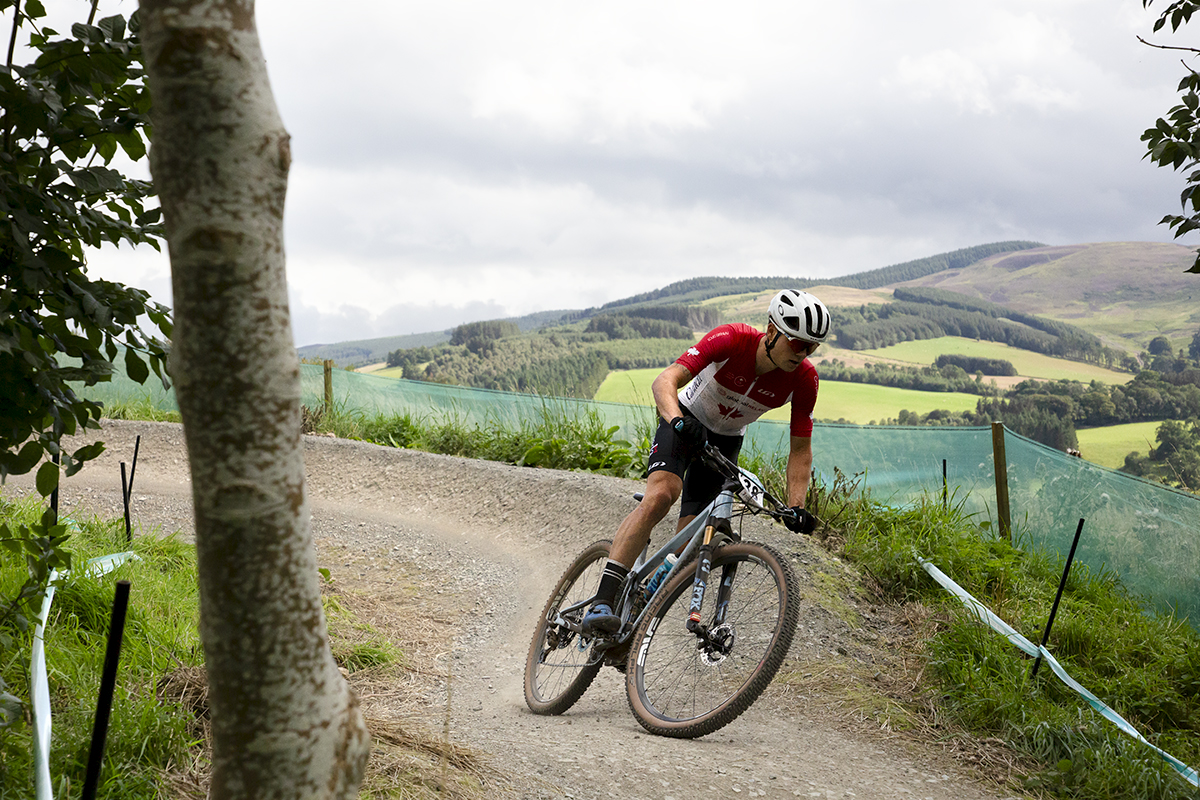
left=583, top=289, right=830, bottom=635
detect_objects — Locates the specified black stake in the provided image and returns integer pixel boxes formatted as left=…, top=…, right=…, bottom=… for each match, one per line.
left=50, top=450, right=61, bottom=525
left=120, top=462, right=131, bottom=544
left=120, top=435, right=141, bottom=544
left=942, top=459, right=948, bottom=511
left=1031, top=518, right=1086, bottom=679
left=127, top=435, right=140, bottom=498
left=81, top=580, right=131, bottom=800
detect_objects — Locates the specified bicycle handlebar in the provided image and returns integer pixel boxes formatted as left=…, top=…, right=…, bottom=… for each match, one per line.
left=698, top=443, right=799, bottom=526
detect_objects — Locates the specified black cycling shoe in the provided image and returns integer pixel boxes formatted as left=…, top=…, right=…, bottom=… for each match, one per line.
left=581, top=603, right=620, bottom=636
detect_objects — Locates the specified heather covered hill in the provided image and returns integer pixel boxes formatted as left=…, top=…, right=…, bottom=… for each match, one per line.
left=895, top=242, right=1200, bottom=352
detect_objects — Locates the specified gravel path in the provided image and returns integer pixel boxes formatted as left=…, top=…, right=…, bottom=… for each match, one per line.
left=5, top=421, right=1025, bottom=800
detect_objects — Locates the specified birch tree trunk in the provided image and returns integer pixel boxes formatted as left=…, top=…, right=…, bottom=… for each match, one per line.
left=138, top=2, right=370, bottom=797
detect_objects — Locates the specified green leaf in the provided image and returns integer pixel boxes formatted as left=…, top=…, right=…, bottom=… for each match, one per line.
left=35, top=461, right=59, bottom=497
left=98, top=14, right=126, bottom=41
left=13, top=441, right=43, bottom=474
left=24, top=0, right=46, bottom=18
left=125, top=347, right=150, bottom=383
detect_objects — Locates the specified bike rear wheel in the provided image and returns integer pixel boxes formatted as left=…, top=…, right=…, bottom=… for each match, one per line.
left=626, top=541, right=799, bottom=738
left=524, top=540, right=610, bottom=715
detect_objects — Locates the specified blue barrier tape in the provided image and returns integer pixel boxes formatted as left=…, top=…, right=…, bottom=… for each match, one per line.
left=32, top=550, right=139, bottom=800
left=918, top=556, right=1200, bottom=789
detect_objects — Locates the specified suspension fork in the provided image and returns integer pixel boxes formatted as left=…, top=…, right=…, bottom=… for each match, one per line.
left=686, top=515, right=736, bottom=633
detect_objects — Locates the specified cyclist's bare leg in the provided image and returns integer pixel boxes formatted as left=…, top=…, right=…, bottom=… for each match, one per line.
left=607, top=470, right=683, bottom=567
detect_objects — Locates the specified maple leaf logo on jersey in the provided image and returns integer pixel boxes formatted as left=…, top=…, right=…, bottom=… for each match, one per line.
left=717, top=403, right=744, bottom=419
left=687, top=347, right=700, bottom=356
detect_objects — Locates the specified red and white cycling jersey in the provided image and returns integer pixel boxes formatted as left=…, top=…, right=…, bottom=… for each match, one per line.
left=675, top=323, right=819, bottom=438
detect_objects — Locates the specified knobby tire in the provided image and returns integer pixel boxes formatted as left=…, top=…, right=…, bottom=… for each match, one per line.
left=625, top=541, right=799, bottom=738
left=524, top=540, right=611, bottom=715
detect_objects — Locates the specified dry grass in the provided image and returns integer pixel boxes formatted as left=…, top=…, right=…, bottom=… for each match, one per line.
left=152, top=567, right=540, bottom=800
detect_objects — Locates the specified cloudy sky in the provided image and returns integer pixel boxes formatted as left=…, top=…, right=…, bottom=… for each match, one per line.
left=75, top=0, right=1196, bottom=346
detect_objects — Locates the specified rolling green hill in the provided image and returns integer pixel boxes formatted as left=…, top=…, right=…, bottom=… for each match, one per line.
left=896, top=241, right=1200, bottom=353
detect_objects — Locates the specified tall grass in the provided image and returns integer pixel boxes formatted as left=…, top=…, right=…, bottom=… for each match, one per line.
left=831, top=490, right=1200, bottom=799
left=302, top=399, right=656, bottom=478
left=0, top=495, right=200, bottom=799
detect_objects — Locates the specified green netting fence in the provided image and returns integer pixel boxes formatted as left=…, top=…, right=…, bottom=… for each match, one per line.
left=81, top=363, right=1200, bottom=623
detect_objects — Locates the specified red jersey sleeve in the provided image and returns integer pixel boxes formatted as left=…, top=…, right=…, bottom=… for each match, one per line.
left=789, top=364, right=819, bottom=438
left=675, top=324, right=750, bottom=375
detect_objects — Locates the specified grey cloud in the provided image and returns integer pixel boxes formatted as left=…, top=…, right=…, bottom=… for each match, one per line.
left=288, top=294, right=508, bottom=348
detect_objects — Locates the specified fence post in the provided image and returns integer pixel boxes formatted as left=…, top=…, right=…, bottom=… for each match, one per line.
left=991, top=422, right=1011, bottom=540
left=323, top=360, right=333, bottom=415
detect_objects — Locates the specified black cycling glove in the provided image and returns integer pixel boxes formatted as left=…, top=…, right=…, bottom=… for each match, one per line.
left=670, top=416, right=708, bottom=452
left=784, top=506, right=817, bottom=534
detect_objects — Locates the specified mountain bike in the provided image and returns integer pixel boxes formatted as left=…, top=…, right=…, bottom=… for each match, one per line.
left=523, top=443, right=802, bottom=739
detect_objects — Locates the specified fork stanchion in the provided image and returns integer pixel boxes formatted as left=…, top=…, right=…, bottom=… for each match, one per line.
left=1031, top=518, right=1085, bottom=679
left=81, top=579, right=131, bottom=800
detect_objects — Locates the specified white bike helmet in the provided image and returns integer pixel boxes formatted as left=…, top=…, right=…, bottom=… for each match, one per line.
left=767, top=289, right=830, bottom=344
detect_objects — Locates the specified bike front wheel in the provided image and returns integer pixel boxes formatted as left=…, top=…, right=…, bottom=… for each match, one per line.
left=524, top=540, right=610, bottom=715
left=625, top=541, right=800, bottom=738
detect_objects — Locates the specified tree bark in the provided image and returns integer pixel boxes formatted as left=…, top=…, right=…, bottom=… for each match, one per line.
left=138, top=2, right=369, bottom=797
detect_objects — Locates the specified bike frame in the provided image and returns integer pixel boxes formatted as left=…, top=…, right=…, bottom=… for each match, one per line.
left=550, top=448, right=786, bottom=654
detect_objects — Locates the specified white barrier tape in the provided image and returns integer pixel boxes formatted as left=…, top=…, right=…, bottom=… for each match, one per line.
left=32, top=550, right=139, bottom=800
left=918, top=556, right=1200, bottom=789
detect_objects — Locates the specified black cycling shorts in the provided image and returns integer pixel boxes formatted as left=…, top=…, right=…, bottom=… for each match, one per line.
left=645, top=407, right=743, bottom=518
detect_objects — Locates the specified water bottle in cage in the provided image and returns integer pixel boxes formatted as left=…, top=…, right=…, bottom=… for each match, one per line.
left=643, top=553, right=678, bottom=600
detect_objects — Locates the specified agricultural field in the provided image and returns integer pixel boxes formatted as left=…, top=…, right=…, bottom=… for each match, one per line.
left=1076, top=421, right=1163, bottom=469
left=368, top=365, right=406, bottom=379
left=860, top=336, right=1132, bottom=384
left=594, top=367, right=980, bottom=425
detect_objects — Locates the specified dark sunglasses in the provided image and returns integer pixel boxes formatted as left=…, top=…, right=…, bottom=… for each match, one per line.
left=774, top=329, right=818, bottom=355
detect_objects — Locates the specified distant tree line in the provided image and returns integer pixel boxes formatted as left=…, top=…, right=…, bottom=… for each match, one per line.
left=585, top=315, right=693, bottom=340
left=882, top=367, right=1200, bottom=452
left=834, top=287, right=1128, bottom=369
left=582, top=304, right=721, bottom=339
left=934, top=354, right=1017, bottom=376
left=817, top=360, right=1002, bottom=396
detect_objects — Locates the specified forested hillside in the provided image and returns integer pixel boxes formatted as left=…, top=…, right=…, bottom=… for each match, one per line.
left=387, top=306, right=701, bottom=396
left=835, top=286, right=1130, bottom=369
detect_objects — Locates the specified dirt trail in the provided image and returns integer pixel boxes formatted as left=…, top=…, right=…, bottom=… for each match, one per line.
left=5, top=421, right=1025, bottom=800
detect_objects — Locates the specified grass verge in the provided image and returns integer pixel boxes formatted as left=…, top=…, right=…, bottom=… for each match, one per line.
left=828, top=490, right=1200, bottom=800
left=0, top=494, right=201, bottom=799
left=0, top=493, right=506, bottom=799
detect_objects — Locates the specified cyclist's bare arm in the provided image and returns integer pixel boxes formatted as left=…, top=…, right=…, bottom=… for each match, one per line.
left=651, top=364, right=692, bottom=423
left=786, top=435, right=813, bottom=507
